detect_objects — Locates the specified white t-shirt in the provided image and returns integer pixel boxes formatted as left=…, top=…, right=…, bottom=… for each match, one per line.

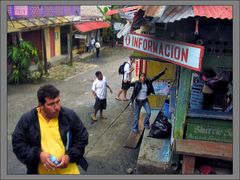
left=136, top=83, right=147, bottom=100
left=92, top=76, right=108, bottom=99
left=91, top=39, right=95, bottom=45
left=123, top=61, right=132, bottom=81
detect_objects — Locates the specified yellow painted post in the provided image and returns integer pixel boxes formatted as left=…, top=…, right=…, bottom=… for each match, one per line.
left=44, top=28, right=50, bottom=60
left=54, top=26, right=61, bottom=56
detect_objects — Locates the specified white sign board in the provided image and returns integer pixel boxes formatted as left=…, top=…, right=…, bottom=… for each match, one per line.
left=124, top=33, right=204, bottom=71
left=75, top=34, right=86, bottom=39
left=117, top=22, right=131, bottom=39
left=114, top=23, right=124, bottom=31
left=152, top=80, right=171, bottom=96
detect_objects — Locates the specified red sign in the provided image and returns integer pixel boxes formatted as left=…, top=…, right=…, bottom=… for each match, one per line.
left=124, top=33, right=205, bottom=72
left=14, top=6, right=28, bottom=16
left=135, top=60, right=139, bottom=77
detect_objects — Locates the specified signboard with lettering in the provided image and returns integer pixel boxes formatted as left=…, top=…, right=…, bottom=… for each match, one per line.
left=186, top=117, right=232, bottom=143
left=14, top=6, right=28, bottom=16
left=74, top=34, right=86, bottom=39
left=123, top=33, right=205, bottom=72
left=152, top=80, right=171, bottom=96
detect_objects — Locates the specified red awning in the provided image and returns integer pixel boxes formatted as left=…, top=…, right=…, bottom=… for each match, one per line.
left=74, top=21, right=111, bottom=32
left=106, top=6, right=141, bottom=16
left=193, top=6, right=232, bottom=20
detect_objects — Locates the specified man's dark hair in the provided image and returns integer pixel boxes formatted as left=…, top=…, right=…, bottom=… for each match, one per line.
left=37, top=84, right=60, bottom=105
left=139, top=72, right=146, bottom=78
left=95, top=71, right=102, bottom=77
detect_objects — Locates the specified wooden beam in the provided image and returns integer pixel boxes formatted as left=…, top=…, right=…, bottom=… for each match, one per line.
left=182, top=155, right=195, bottom=174
left=124, top=113, right=145, bottom=149
left=187, top=109, right=232, bottom=120
left=175, top=139, right=233, bottom=161
left=173, top=67, right=192, bottom=139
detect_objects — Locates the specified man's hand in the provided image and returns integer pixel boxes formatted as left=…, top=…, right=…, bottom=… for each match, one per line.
left=129, top=101, right=133, bottom=106
left=40, top=151, right=57, bottom=171
left=92, top=91, right=97, bottom=98
left=107, top=85, right=113, bottom=94
left=56, top=154, right=70, bottom=169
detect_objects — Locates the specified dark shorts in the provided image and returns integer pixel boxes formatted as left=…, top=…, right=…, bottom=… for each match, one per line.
left=94, top=97, right=107, bottom=110
left=121, top=81, right=131, bottom=90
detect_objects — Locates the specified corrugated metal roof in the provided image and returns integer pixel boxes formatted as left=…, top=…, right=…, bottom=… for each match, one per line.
left=106, top=6, right=141, bottom=16
left=80, top=6, right=103, bottom=17
left=141, top=6, right=166, bottom=17
left=7, top=16, right=71, bottom=33
left=193, top=6, right=232, bottom=20
left=139, top=5, right=232, bottom=24
left=154, top=5, right=194, bottom=23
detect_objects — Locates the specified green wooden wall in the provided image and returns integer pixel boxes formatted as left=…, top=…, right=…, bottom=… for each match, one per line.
left=173, top=67, right=192, bottom=139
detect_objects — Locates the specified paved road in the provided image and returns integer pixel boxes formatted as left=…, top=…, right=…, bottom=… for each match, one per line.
left=7, top=46, right=140, bottom=175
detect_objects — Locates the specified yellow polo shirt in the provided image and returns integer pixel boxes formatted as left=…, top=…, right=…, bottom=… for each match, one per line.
left=37, top=107, right=80, bottom=174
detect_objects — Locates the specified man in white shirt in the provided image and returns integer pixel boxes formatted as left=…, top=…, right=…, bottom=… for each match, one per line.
left=95, top=41, right=101, bottom=57
left=91, top=71, right=113, bottom=122
left=116, top=58, right=135, bottom=101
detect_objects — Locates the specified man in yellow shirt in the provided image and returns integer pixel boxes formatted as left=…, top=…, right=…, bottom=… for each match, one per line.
left=12, top=84, right=89, bottom=174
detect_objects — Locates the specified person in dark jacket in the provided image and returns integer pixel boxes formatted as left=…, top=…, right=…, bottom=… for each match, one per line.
left=130, top=68, right=167, bottom=133
left=12, top=84, right=88, bottom=174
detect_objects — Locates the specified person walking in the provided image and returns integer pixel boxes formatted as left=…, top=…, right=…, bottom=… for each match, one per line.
left=115, top=57, right=135, bottom=101
left=86, top=41, right=90, bottom=53
left=90, top=37, right=95, bottom=52
left=130, top=68, right=167, bottom=133
left=12, top=84, right=89, bottom=174
left=91, top=71, right=113, bottom=122
left=95, top=40, right=101, bottom=58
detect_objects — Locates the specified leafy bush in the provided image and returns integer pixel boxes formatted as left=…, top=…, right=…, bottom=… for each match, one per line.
left=7, top=40, right=41, bottom=84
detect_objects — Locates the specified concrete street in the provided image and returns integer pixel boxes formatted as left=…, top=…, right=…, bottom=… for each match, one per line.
left=7, top=45, right=140, bottom=175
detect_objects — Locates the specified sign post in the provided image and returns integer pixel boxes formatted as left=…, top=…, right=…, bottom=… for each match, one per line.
left=124, top=33, right=204, bottom=72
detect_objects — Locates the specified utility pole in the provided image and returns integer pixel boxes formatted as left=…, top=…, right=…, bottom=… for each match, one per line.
left=41, top=29, right=48, bottom=74
left=69, top=22, right=73, bottom=66
left=111, top=5, right=114, bottom=48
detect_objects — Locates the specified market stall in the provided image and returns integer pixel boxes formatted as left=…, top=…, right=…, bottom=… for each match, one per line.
left=123, top=5, right=233, bottom=174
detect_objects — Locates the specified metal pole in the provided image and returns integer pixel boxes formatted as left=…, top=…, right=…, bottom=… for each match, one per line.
left=111, top=5, right=114, bottom=48
left=69, top=22, right=73, bottom=66
left=41, top=29, right=48, bottom=74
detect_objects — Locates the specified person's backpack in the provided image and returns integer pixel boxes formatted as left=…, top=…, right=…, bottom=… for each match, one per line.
left=118, top=62, right=129, bottom=75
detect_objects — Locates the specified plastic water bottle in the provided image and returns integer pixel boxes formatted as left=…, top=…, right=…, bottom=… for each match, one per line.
left=49, top=154, right=61, bottom=165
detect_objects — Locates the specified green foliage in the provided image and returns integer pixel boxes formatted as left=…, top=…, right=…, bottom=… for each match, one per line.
left=97, top=5, right=123, bottom=23
left=7, top=40, right=40, bottom=84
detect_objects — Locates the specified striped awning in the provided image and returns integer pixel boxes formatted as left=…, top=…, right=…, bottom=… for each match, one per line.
left=7, top=16, right=72, bottom=33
